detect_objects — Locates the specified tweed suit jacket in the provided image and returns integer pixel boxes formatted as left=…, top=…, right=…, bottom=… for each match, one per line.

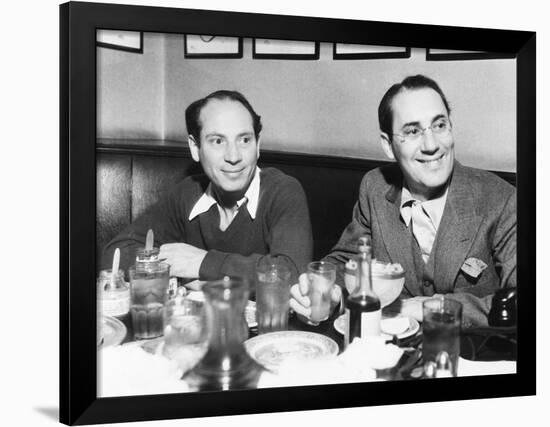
left=325, top=161, right=516, bottom=327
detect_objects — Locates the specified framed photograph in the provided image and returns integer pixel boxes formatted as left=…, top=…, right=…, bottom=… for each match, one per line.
left=96, top=29, right=143, bottom=53
left=61, top=1, right=535, bottom=425
left=253, top=38, right=320, bottom=59
left=426, top=48, right=517, bottom=61
left=333, top=43, right=410, bottom=60
left=184, top=34, right=243, bottom=58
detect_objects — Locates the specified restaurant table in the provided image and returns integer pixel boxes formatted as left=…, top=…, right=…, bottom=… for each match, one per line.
left=116, top=301, right=516, bottom=367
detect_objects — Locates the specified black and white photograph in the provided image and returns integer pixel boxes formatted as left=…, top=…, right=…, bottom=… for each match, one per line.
left=4, top=0, right=547, bottom=427
left=96, top=27, right=520, bottom=397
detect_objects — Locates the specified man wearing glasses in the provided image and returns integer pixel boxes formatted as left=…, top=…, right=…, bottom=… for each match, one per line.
left=291, top=74, right=516, bottom=327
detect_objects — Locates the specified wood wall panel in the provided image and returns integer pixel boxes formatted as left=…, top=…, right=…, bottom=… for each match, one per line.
left=131, top=155, right=201, bottom=220
left=96, top=153, right=132, bottom=263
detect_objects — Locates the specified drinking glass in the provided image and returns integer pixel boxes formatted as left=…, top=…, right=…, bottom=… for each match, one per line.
left=256, top=258, right=292, bottom=334
left=307, top=261, right=337, bottom=325
left=162, top=294, right=208, bottom=373
left=422, top=297, right=463, bottom=376
left=129, top=261, right=170, bottom=339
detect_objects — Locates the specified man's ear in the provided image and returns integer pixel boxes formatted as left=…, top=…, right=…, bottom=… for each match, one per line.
left=380, top=132, right=395, bottom=161
left=255, top=135, right=261, bottom=159
left=188, top=135, right=200, bottom=162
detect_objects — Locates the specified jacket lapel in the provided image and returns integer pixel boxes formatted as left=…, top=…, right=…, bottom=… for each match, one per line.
left=432, top=162, right=483, bottom=292
left=376, top=170, right=421, bottom=297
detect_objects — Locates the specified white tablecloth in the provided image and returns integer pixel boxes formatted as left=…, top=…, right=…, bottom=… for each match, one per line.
left=97, top=338, right=516, bottom=397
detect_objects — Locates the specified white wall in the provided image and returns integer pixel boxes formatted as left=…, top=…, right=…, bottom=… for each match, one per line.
left=98, top=33, right=516, bottom=172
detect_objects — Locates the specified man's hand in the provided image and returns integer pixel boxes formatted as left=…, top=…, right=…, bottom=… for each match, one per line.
left=399, top=296, right=437, bottom=322
left=289, top=273, right=342, bottom=324
left=159, top=243, right=207, bottom=279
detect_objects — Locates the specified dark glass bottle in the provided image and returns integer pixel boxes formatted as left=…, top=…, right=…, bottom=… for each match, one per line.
left=183, top=277, right=266, bottom=391
left=344, top=236, right=381, bottom=348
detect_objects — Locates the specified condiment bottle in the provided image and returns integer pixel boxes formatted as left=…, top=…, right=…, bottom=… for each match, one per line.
left=97, top=268, right=130, bottom=320
left=435, top=351, right=454, bottom=378
left=344, top=236, right=381, bottom=348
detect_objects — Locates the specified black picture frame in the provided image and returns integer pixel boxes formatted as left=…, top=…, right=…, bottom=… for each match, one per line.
left=333, top=43, right=410, bottom=60
left=426, top=48, right=518, bottom=61
left=253, top=38, right=320, bottom=60
left=96, top=29, right=144, bottom=53
left=60, top=1, right=536, bottom=425
left=184, top=34, right=243, bottom=58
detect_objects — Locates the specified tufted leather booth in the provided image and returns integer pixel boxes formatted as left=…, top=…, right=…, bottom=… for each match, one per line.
left=96, top=139, right=516, bottom=269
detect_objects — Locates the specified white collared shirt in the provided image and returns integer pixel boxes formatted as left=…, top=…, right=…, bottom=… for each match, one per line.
left=399, top=185, right=448, bottom=232
left=188, top=167, right=261, bottom=221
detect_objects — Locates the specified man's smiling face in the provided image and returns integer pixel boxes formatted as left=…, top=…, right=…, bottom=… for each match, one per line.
left=385, top=87, right=455, bottom=201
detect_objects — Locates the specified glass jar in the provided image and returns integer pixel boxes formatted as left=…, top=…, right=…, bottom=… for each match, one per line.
left=97, top=268, right=130, bottom=318
left=183, top=277, right=266, bottom=391
left=129, top=259, right=170, bottom=340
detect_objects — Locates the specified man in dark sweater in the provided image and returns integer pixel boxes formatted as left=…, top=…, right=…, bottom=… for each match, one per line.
left=101, top=90, right=313, bottom=286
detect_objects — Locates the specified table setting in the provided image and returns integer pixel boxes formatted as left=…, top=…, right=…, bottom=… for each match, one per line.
left=97, top=234, right=517, bottom=397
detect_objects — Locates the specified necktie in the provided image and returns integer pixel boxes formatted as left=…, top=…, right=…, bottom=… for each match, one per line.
left=410, top=201, right=436, bottom=263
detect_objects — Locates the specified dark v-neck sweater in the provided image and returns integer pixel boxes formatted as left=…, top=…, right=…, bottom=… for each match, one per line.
left=101, top=167, right=313, bottom=285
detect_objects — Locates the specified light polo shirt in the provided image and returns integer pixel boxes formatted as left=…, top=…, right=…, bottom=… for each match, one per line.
left=188, top=167, right=261, bottom=222
left=400, top=184, right=448, bottom=262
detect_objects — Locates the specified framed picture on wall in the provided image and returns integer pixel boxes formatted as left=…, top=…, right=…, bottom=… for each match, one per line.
left=426, top=48, right=517, bottom=61
left=333, top=43, right=410, bottom=60
left=184, top=34, right=243, bottom=58
left=96, top=29, right=143, bottom=53
left=253, top=38, right=320, bottom=59
left=61, top=1, right=535, bottom=425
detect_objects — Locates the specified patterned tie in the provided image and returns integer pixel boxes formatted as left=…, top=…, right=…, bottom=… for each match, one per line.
left=410, top=201, right=436, bottom=263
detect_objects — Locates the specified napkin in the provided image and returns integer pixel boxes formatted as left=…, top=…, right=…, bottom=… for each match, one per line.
left=339, top=336, right=404, bottom=370
left=457, top=357, right=516, bottom=377
left=258, top=356, right=378, bottom=388
left=98, top=344, right=190, bottom=397
left=257, top=336, right=403, bottom=388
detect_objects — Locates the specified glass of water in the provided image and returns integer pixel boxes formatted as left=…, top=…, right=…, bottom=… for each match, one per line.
left=162, top=293, right=208, bottom=373
left=256, top=258, right=292, bottom=334
left=307, top=261, right=337, bottom=325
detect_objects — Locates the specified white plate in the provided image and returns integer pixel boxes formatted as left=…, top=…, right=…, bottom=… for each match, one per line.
left=186, top=291, right=257, bottom=328
left=244, top=331, right=338, bottom=372
left=99, top=315, right=127, bottom=348
left=333, top=314, right=419, bottom=340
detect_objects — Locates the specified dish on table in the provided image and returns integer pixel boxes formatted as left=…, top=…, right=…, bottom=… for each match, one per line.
left=333, top=314, right=419, bottom=340
left=344, top=260, right=405, bottom=307
left=244, top=330, right=339, bottom=372
left=98, top=315, right=127, bottom=348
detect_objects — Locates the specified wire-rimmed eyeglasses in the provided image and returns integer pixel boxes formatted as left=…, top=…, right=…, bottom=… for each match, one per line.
left=392, top=118, right=452, bottom=143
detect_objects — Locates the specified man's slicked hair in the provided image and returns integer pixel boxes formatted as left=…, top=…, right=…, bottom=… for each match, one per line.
left=378, top=75, right=451, bottom=141
left=185, top=90, right=263, bottom=143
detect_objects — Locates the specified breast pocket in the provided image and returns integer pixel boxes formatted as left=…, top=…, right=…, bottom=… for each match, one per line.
left=455, top=257, right=499, bottom=297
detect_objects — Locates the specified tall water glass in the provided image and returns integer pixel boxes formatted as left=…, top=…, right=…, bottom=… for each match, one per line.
left=129, top=261, right=170, bottom=339
left=422, top=297, right=463, bottom=376
left=256, top=259, right=291, bottom=334
left=307, top=261, right=337, bottom=325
